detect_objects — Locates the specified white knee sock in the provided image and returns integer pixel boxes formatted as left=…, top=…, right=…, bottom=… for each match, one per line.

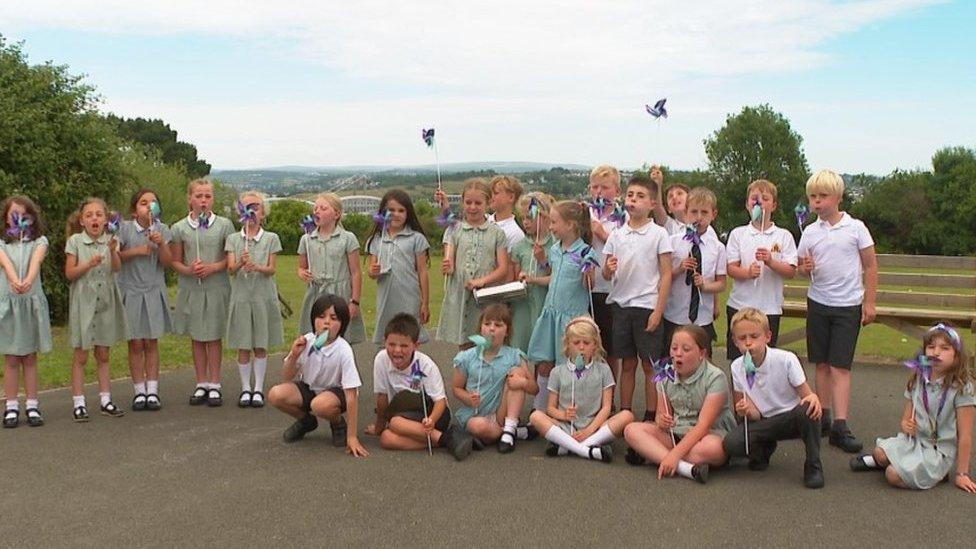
left=238, top=361, right=253, bottom=392
left=146, top=380, right=159, bottom=395
left=253, top=357, right=267, bottom=393
left=533, top=377, right=549, bottom=411
left=133, top=382, right=147, bottom=396
left=582, top=424, right=615, bottom=447
left=677, top=460, right=695, bottom=479
left=545, top=425, right=602, bottom=460
left=5, top=399, right=18, bottom=411
left=500, top=417, right=517, bottom=445
left=99, top=392, right=111, bottom=407
left=72, top=395, right=85, bottom=408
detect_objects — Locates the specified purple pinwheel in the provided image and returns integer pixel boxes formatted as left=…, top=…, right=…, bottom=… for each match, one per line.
left=743, top=351, right=759, bottom=389
left=683, top=224, right=702, bottom=246
left=588, top=196, right=609, bottom=215
left=645, top=98, right=668, bottom=119
left=300, top=214, right=317, bottom=235
left=608, top=203, right=627, bottom=227
left=651, top=358, right=676, bottom=383
left=409, top=359, right=427, bottom=390
left=106, top=212, right=122, bottom=235
left=903, top=351, right=940, bottom=383
left=436, top=208, right=458, bottom=228
left=5, top=212, right=32, bottom=240
left=422, top=128, right=435, bottom=148
left=794, top=203, right=809, bottom=227
left=569, top=246, right=600, bottom=274
left=528, top=197, right=540, bottom=220
left=573, top=354, right=587, bottom=379
left=372, top=209, right=392, bottom=229
left=196, top=212, right=210, bottom=230
left=237, top=201, right=257, bottom=225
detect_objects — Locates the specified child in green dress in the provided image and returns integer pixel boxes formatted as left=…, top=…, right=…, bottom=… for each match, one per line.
left=64, top=198, right=128, bottom=421
left=226, top=191, right=283, bottom=408
left=1, top=196, right=52, bottom=428
left=297, top=192, right=365, bottom=343
left=170, top=179, right=235, bottom=407
left=510, top=192, right=555, bottom=353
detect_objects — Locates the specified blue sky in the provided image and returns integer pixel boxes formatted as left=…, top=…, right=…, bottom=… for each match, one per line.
left=1, top=1, right=973, bottom=174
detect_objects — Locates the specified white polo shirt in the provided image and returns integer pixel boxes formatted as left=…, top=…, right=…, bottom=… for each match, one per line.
left=663, top=216, right=718, bottom=239
left=664, top=230, right=727, bottom=326
left=372, top=349, right=447, bottom=401
left=726, top=223, right=798, bottom=315
left=603, top=220, right=673, bottom=309
left=796, top=212, right=874, bottom=307
left=591, top=215, right=624, bottom=294
left=488, top=214, right=525, bottom=252
left=730, top=347, right=805, bottom=417
left=296, top=335, right=362, bottom=392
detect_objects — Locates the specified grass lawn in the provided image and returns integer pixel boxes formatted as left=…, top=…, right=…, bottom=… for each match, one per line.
left=3, top=253, right=972, bottom=392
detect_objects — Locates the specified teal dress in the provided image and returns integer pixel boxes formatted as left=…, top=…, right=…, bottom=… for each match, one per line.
left=65, top=232, right=128, bottom=349
left=453, top=345, right=525, bottom=428
left=170, top=214, right=234, bottom=342
left=225, top=229, right=284, bottom=350
left=527, top=238, right=596, bottom=363
left=0, top=237, right=52, bottom=355
left=297, top=228, right=366, bottom=343
left=509, top=233, right=554, bottom=352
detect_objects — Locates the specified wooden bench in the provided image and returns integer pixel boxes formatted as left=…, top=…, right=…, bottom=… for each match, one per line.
left=778, top=254, right=976, bottom=353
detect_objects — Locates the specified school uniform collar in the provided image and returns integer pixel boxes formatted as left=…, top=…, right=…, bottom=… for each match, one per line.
left=309, top=227, right=342, bottom=241
left=566, top=358, right=594, bottom=373
left=747, top=222, right=779, bottom=236
left=460, top=220, right=491, bottom=231
left=386, top=351, right=417, bottom=374
left=80, top=231, right=110, bottom=245
left=621, top=219, right=656, bottom=235
left=241, top=227, right=265, bottom=242
left=816, top=211, right=851, bottom=230
left=559, top=237, right=588, bottom=254
left=382, top=226, right=415, bottom=242
left=186, top=212, right=216, bottom=229
left=676, top=360, right=708, bottom=385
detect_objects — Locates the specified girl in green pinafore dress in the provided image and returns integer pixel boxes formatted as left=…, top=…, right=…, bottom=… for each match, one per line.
left=117, top=189, right=174, bottom=412
left=225, top=191, right=283, bottom=408
left=0, top=196, right=53, bottom=428
left=169, top=179, right=234, bottom=407
left=510, top=191, right=555, bottom=353
left=64, top=198, right=129, bottom=422
left=850, top=324, right=976, bottom=492
left=297, top=193, right=365, bottom=344
left=366, top=189, right=432, bottom=345
left=436, top=178, right=510, bottom=349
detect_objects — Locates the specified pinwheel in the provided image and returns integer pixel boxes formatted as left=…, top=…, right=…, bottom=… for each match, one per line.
left=410, top=359, right=433, bottom=455
left=652, top=358, right=677, bottom=446
left=422, top=127, right=442, bottom=190
left=6, top=212, right=32, bottom=279
left=645, top=98, right=667, bottom=119
left=468, top=334, right=490, bottom=415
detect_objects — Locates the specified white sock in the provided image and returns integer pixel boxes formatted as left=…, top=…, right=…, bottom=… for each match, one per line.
left=72, top=395, right=86, bottom=408
left=253, top=357, right=267, bottom=393
left=500, top=417, right=517, bottom=445
left=195, top=383, right=206, bottom=391
left=99, top=392, right=111, bottom=407
left=557, top=446, right=569, bottom=456
left=516, top=426, right=530, bottom=440
left=861, top=455, right=878, bottom=468
left=25, top=399, right=38, bottom=410
left=146, top=380, right=158, bottom=395
left=676, top=460, right=695, bottom=479
left=533, top=376, right=549, bottom=410
left=5, top=399, right=17, bottom=411
left=238, top=362, right=253, bottom=392
left=582, top=424, right=615, bottom=447
left=209, top=382, right=221, bottom=392
left=545, top=425, right=601, bottom=459
left=134, top=382, right=147, bottom=395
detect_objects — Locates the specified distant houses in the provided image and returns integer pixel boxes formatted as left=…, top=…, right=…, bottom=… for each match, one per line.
left=342, top=195, right=382, bottom=214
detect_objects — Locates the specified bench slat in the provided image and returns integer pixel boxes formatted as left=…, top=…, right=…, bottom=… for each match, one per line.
left=782, top=301, right=976, bottom=327
left=878, top=254, right=976, bottom=271
left=878, top=272, right=975, bottom=289
left=783, top=286, right=976, bottom=309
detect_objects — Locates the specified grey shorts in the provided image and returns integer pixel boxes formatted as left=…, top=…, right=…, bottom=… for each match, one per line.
left=611, top=305, right=663, bottom=360
left=806, top=298, right=862, bottom=369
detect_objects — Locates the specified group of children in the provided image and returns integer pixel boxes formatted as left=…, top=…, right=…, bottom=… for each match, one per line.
left=1, top=169, right=973, bottom=493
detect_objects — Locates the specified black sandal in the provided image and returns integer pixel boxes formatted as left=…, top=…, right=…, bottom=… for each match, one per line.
left=189, top=387, right=208, bottom=406
left=146, top=394, right=161, bottom=411
left=132, top=393, right=148, bottom=411
left=25, top=408, right=44, bottom=427
left=250, top=391, right=265, bottom=408
left=3, top=409, right=18, bottom=428
left=207, top=389, right=223, bottom=407
left=100, top=401, right=126, bottom=417
left=238, top=391, right=252, bottom=408
left=73, top=406, right=91, bottom=423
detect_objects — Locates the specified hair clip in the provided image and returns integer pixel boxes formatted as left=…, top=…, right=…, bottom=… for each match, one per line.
left=928, top=323, right=963, bottom=350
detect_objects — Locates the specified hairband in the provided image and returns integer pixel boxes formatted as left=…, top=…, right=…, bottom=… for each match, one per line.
left=566, top=317, right=599, bottom=331
left=928, top=323, right=962, bottom=351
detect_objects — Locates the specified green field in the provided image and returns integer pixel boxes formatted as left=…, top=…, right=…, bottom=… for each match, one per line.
left=2, top=253, right=972, bottom=392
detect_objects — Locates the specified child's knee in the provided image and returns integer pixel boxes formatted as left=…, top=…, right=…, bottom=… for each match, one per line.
left=379, top=430, right=398, bottom=449
left=613, top=409, right=635, bottom=426
left=129, top=340, right=146, bottom=354
left=873, top=446, right=888, bottom=465
left=310, top=395, right=340, bottom=419
left=528, top=409, right=547, bottom=427
left=884, top=466, right=905, bottom=487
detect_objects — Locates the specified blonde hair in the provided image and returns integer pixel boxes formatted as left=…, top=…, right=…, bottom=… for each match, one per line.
left=490, top=175, right=523, bottom=203
left=461, top=177, right=492, bottom=202
left=589, top=164, right=621, bottom=188
left=687, top=187, right=718, bottom=211
left=517, top=192, right=555, bottom=218
left=65, top=197, right=109, bottom=240
left=239, top=190, right=269, bottom=215
left=562, top=316, right=607, bottom=362
left=730, top=307, right=770, bottom=334
left=806, top=169, right=844, bottom=198
left=187, top=178, right=212, bottom=195
left=747, top=179, right=779, bottom=203
left=314, top=192, right=344, bottom=218
left=551, top=200, right=592, bottom=244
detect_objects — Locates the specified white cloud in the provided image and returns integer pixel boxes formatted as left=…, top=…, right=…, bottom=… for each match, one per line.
left=0, top=1, right=950, bottom=172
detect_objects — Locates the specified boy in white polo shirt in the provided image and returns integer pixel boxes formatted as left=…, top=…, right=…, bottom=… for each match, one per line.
left=487, top=175, right=526, bottom=253
left=797, top=169, right=878, bottom=454
left=724, top=308, right=824, bottom=489
left=367, top=312, right=474, bottom=460
left=588, top=164, right=624, bottom=385
left=268, top=294, right=369, bottom=457
left=663, top=187, right=727, bottom=358
left=725, top=179, right=798, bottom=360
left=602, top=175, right=673, bottom=421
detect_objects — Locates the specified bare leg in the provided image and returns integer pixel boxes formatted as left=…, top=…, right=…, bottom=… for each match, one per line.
left=191, top=340, right=207, bottom=384
left=4, top=355, right=21, bottom=402
left=639, top=356, right=657, bottom=413
left=467, top=417, right=502, bottom=443
left=885, top=466, right=909, bottom=488
left=830, top=366, right=851, bottom=421
left=145, top=339, right=160, bottom=382
left=22, top=354, right=38, bottom=401
left=872, top=447, right=891, bottom=467
left=624, top=422, right=674, bottom=463
left=684, top=434, right=728, bottom=466
left=268, top=383, right=304, bottom=419
left=206, top=340, right=222, bottom=385
left=128, top=339, right=146, bottom=384
left=620, top=357, right=638, bottom=409
left=71, top=348, right=89, bottom=397
left=309, top=392, right=344, bottom=423
left=380, top=429, right=428, bottom=451
left=93, top=346, right=112, bottom=395
left=388, top=415, right=444, bottom=446
left=816, top=363, right=833, bottom=410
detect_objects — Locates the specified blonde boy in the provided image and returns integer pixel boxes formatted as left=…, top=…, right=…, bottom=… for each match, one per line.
left=588, top=164, right=623, bottom=379
left=487, top=175, right=525, bottom=252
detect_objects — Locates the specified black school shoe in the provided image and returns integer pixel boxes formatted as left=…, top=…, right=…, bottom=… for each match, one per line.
left=439, top=425, right=473, bottom=461
left=849, top=454, right=880, bottom=472
left=589, top=444, right=613, bottom=463
left=100, top=402, right=126, bottom=418
left=283, top=415, right=318, bottom=442
left=145, top=394, right=161, bottom=411
left=691, top=463, right=709, bottom=484
left=829, top=427, right=863, bottom=454
left=73, top=406, right=91, bottom=423
left=3, top=409, right=18, bottom=428
left=189, top=387, right=208, bottom=406
left=747, top=441, right=778, bottom=471
left=132, top=393, right=148, bottom=412
left=330, top=417, right=348, bottom=447
left=545, top=442, right=561, bottom=457
left=804, top=461, right=825, bottom=489
left=25, top=408, right=44, bottom=427
left=625, top=447, right=646, bottom=466
left=207, top=389, right=223, bottom=407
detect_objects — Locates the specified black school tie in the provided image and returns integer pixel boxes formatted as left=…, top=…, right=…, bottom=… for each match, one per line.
left=686, top=242, right=702, bottom=322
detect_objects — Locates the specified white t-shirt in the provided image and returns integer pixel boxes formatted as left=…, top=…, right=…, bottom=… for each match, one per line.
left=664, top=230, right=727, bottom=326
left=372, top=349, right=447, bottom=401
left=663, top=216, right=718, bottom=239
left=796, top=212, right=874, bottom=307
left=726, top=223, right=798, bottom=315
left=591, top=216, right=624, bottom=294
left=488, top=214, right=525, bottom=252
left=730, top=347, right=805, bottom=417
left=603, top=220, right=673, bottom=309
left=296, top=335, right=362, bottom=392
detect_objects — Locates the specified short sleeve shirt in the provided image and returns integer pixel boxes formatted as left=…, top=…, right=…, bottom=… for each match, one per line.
left=117, top=219, right=172, bottom=294
left=604, top=220, right=673, bottom=309
left=488, top=214, right=526, bottom=252
left=796, top=213, right=874, bottom=307
left=726, top=223, right=798, bottom=315
left=658, top=360, right=736, bottom=436
left=548, top=359, right=615, bottom=431
left=664, top=230, right=727, bottom=326
left=730, top=347, right=805, bottom=417
left=372, top=350, right=446, bottom=401
left=296, top=335, right=362, bottom=392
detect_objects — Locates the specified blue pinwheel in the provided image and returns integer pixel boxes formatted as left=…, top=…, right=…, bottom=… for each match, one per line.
left=588, top=196, right=609, bottom=215
left=236, top=200, right=257, bottom=225
left=683, top=224, right=702, bottom=246
left=794, top=203, right=810, bottom=227
left=149, top=201, right=162, bottom=226
left=372, top=209, right=392, bottom=229
left=608, top=203, right=627, bottom=228
left=196, top=212, right=210, bottom=230
left=422, top=128, right=435, bottom=148
left=903, top=351, right=939, bottom=383
left=743, top=351, right=759, bottom=389
left=310, top=330, right=330, bottom=354
left=528, top=197, right=540, bottom=220
left=750, top=198, right=763, bottom=223
left=645, top=98, right=668, bottom=119
left=573, top=354, right=587, bottom=380
left=106, top=212, right=122, bottom=235
left=409, top=359, right=427, bottom=390
left=5, top=212, right=32, bottom=240
left=436, top=208, right=458, bottom=228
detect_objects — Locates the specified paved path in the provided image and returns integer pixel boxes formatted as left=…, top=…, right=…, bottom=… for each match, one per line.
left=2, top=342, right=974, bottom=547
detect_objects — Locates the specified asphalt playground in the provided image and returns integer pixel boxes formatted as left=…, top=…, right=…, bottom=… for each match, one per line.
left=2, top=341, right=974, bottom=547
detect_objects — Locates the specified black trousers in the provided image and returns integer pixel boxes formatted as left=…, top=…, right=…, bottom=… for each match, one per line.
left=723, top=403, right=822, bottom=466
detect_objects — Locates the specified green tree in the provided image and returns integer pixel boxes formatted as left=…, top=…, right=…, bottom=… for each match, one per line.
left=108, top=115, right=211, bottom=179
left=850, top=170, right=934, bottom=253
left=0, top=36, right=125, bottom=322
left=927, top=146, right=976, bottom=255
left=704, top=104, right=810, bottom=237
left=264, top=199, right=312, bottom=256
